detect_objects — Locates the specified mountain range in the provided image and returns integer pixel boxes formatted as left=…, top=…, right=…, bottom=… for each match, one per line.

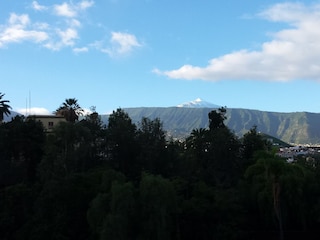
left=100, top=99, right=320, bottom=145
left=4, top=99, right=320, bottom=144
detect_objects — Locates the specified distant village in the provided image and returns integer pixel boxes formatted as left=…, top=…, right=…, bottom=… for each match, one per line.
left=277, top=144, right=320, bottom=163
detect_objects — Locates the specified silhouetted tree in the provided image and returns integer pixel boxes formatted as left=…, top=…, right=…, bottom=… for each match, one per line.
left=27, top=174, right=96, bottom=240
left=0, top=116, right=45, bottom=185
left=55, top=98, right=83, bottom=123
left=206, top=126, right=240, bottom=187
left=187, top=128, right=208, bottom=152
left=100, top=181, right=136, bottom=240
left=203, top=108, right=241, bottom=186
left=186, top=128, right=208, bottom=155
left=107, top=108, right=138, bottom=179
left=0, top=92, right=11, bottom=123
left=245, top=151, right=307, bottom=240
left=38, top=121, right=94, bottom=181
left=84, top=106, right=105, bottom=131
left=0, top=184, right=35, bottom=239
left=137, top=117, right=166, bottom=174
left=139, top=173, right=177, bottom=240
left=208, top=107, right=226, bottom=130
left=241, top=125, right=270, bottom=171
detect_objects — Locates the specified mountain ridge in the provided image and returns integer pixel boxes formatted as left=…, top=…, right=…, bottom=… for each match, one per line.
left=100, top=107, right=320, bottom=145
left=5, top=106, right=320, bottom=145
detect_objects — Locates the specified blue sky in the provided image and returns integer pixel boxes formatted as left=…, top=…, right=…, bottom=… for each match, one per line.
left=1, top=0, right=320, bottom=115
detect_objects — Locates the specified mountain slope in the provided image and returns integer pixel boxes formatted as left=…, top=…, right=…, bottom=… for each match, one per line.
left=3, top=111, right=20, bottom=122
left=225, top=109, right=320, bottom=144
left=102, top=107, right=320, bottom=144
left=122, top=107, right=211, bottom=138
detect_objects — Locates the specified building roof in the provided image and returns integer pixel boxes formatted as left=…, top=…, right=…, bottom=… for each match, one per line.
left=27, top=115, right=65, bottom=119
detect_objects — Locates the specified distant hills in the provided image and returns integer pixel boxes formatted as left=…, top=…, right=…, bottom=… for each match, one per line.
left=101, top=106, right=320, bottom=145
left=5, top=99, right=320, bottom=144
left=3, top=111, right=20, bottom=122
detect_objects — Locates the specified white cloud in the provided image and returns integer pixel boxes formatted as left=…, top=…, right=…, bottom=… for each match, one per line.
left=32, top=1, right=47, bottom=11
left=42, top=1, right=94, bottom=51
left=33, top=22, right=49, bottom=30
left=0, top=12, right=81, bottom=50
left=16, top=107, right=51, bottom=115
left=54, top=2, right=77, bottom=17
left=0, top=1, right=139, bottom=58
left=53, top=1, right=94, bottom=17
left=9, top=13, right=30, bottom=26
left=79, top=0, right=95, bottom=10
left=68, top=19, right=81, bottom=28
left=102, top=31, right=142, bottom=57
left=44, top=28, right=78, bottom=51
left=0, top=0, right=94, bottom=50
left=73, top=47, right=88, bottom=53
left=155, top=2, right=320, bottom=82
left=58, top=28, right=78, bottom=46
left=82, top=108, right=93, bottom=115
left=0, top=13, right=48, bottom=47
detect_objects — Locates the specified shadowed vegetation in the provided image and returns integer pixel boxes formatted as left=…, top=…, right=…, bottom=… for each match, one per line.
left=1, top=96, right=320, bottom=240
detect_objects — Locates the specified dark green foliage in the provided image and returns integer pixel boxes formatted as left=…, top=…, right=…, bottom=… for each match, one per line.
left=205, top=126, right=241, bottom=187
left=178, top=181, right=216, bottom=240
left=38, top=121, right=96, bottom=181
left=2, top=104, right=320, bottom=240
left=208, top=107, right=227, bottom=130
left=136, top=117, right=167, bottom=175
left=55, top=98, right=84, bottom=123
left=139, top=173, right=177, bottom=240
left=243, top=152, right=320, bottom=239
left=242, top=126, right=268, bottom=159
left=87, top=169, right=127, bottom=238
left=25, top=174, right=96, bottom=240
left=107, top=108, right=139, bottom=179
left=100, top=181, right=135, bottom=240
left=0, top=184, right=35, bottom=240
left=240, top=125, right=270, bottom=173
left=0, top=92, right=11, bottom=122
left=0, top=116, right=45, bottom=185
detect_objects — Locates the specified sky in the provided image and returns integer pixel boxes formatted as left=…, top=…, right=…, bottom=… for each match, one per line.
left=1, top=0, right=320, bottom=115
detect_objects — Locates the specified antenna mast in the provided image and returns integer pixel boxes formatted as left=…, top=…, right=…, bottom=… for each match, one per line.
left=26, top=98, right=28, bottom=116
left=29, top=90, right=31, bottom=115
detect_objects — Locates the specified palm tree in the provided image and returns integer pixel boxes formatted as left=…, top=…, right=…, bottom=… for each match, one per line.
left=0, top=92, right=12, bottom=123
left=186, top=128, right=208, bottom=151
left=55, top=98, right=83, bottom=123
left=245, top=152, right=305, bottom=240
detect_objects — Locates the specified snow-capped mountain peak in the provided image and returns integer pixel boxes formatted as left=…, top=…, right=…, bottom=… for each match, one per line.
left=176, top=98, right=220, bottom=108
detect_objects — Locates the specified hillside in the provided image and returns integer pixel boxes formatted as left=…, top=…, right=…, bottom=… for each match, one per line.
left=3, top=111, right=20, bottom=122
left=226, top=109, right=320, bottom=144
left=102, top=107, right=320, bottom=144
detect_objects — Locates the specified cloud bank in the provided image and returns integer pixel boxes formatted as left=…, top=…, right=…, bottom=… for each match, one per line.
left=32, top=1, right=47, bottom=11
left=0, top=13, right=48, bottom=47
left=0, top=1, right=141, bottom=56
left=16, top=107, right=51, bottom=115
left=155, top=2, right=320, bottom=82
left=0, top=1, right=93, bottom=50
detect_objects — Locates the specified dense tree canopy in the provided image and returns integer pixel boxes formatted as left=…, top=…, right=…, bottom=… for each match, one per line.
left=1, top=99, right=320, bottom=240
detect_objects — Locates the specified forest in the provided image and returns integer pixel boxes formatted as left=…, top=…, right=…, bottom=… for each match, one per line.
left=1, top=96, right=320, bottom=240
